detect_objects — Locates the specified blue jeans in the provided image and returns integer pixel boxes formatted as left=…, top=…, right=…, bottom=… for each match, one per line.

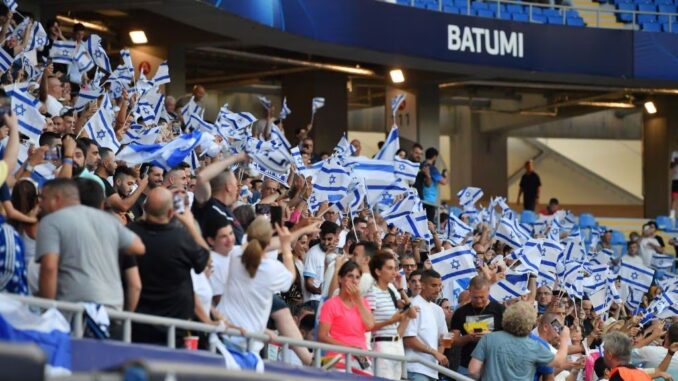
left=408, top=372, right=437, bottom=381
left=457, top=366, right=470, bottom=376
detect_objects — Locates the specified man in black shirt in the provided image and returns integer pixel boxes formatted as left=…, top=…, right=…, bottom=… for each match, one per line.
left=128, top=187, right=210, bottom=345
left=517, top=160, right=541, bottom=211
left=450, top=276, right=505, bottom=375
left=192, top=152, right=247, bottom=244
left=95, top=148, right=116, bottom=198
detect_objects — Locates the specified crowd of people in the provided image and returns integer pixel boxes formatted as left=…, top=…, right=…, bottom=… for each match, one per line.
left=0, top=3, right=677, bottom=381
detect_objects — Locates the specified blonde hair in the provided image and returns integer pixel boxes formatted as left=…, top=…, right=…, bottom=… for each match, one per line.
left=241, top=216, right=273, bottom=278
left=503, top=301, right=538, bottom=337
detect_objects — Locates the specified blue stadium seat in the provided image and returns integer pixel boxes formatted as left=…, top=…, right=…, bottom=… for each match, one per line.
left=414, top=0, right=429, bottom=8
left=532, top=14, right=548, bottom=22
left=520, top=210, right=538, bottom=224
left=658, top=4, right=677, bottom=12
left=567, top=16, right=586, bottom=25
left=498, top=11, right=512, bottom=19
left=396, top=0, right=411, bottom=4
left=477, top=9, right=495, bottom=17
left=443, top=4, right=459, bottom=12
left=617, top=3, right=635, bottom=21
left=508, top=4, right=525, bottom=13
left=579, top=213, right=597, bottom=228
left=472, top=1, right=489, bottom=10
left=635, top=0, right=653, bottom=4
left=442, top=0, right=455, bottom=6
left=543, top=8, right=561, bottom=17
left=661, top=22, right=678, bottom=31
left=566, top=9, right=581, bottom=17
left=512, top=12, right=530, bottom=21
left=655, top=0, right=672, bottom=5
left=532, top=7, right=544, bottom=14
left=610, top=230, right=628, bottom=259
left=658, top=14, right=677, bottom=23
left=638, top=13, right=658, bottom=22
left=454, top=0, right=468, bottom=7
left=656, top=215, right=673, bottom=230
left=638, top=3, right=657, bottom=10
left=547, top=15, right=564, bottom=24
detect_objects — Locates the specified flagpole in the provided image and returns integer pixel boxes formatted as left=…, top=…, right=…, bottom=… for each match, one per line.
left=348, top=204, right=358, bottom=240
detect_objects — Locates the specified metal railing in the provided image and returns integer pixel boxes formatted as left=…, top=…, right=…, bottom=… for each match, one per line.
left=3, top=293, right=473, bottom=381
left=391, top=0, right=678, bottom=31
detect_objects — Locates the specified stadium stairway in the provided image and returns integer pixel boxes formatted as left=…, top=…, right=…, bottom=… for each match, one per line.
left=570, top=0, right=628, bottom=27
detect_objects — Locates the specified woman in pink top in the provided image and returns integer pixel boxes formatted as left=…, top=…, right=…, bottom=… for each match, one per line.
left=318, top=260, right=375, bottom=374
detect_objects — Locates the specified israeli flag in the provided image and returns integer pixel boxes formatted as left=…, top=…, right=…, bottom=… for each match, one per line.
left=107, top=50, right=134, bottom=85
left=0, top=48, right=12, bottom=73
left=608, top=277, right=622, bottom=305
left=311, top=157, right=351, bottom=204
left=85, top=109, right=120, bottom=151
left=8, top=88, right=44, bottom=144
left=3, top=0, right=17, bottom=11
left=457, top=187, right=483, bottom=208
left=311, top=97, right=325, bottom=115
left=74, top=45, right=95, bottom=73
left=333, top=134, right=352, bottom=157
left=118, top=130, right=210, bottom=170
left=0, top=295, right=71, bottom=374
left=620, top=284, right=644, bottom=312
left=547, top=219, right=561, bottom=242
left=536, top=270, right=556, bottom=289
left=540, top=239, right=563, bottom=275
left=250, top=153, right=291, bottom=187
left=180, top=97, right=201, bottom=122
left=25, top=22, right=48, bottom=53
left=152, top=60, right=170, bottom=86
left=335, top=180, right=366, bottom=215
left=221, top=112, right=257, bottom=130
left=589, top=288, right=609, bottom=317
left=590, top=248, right=614, bottom=266
left=10, top=17, right=30, bottom=42
left=279, top=97, right=291, bottom=119
left=49, top=40, right=76, bottom=65
left=257, top=95, right=272, bottom=110
left=345, top=157, right=396, bottom=184
left=382, top=190, right=432, bottom=240
left=445, top=212, right=472, bottom=245
left=74, top=87, right=102, bottom=112
left=649, top=289, right=678, bottom=319
left=394, top=156, right=419, bottom=183
left=365, top=177, right=408, bottom=208
left=373, top=126, right=399, bottom=162
left=391, top=93, right=406, bottom=119
left=652, top=253, right=674, bottom=272
left=620, top=260, right=654, bottom=293
left=495, top=217, right=525, bottom=249
left=561, top=261, right=584, bottom=299
left=122, top=124, right=160, bottom=145
left=583, top=264, right=609, bottom=295
left=490, top=272, right=530, bottom=303
left=430, top=246, right=478, bottom=282
left=84, top=34, right=111, bottom=72
left=511, top=239, right=542, bottom=275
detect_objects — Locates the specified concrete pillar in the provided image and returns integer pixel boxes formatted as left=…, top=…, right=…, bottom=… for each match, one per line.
left=166, top=45, right=186, bottom=98
left=281, top=71, right=347, bottom=152
left=448, top=105, right=507, bottom=200
left=641, top=95, right=678, bottom=218
left=417, top=84, right=441, bottom=152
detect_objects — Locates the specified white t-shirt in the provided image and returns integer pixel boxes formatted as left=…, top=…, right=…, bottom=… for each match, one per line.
left=210, top=249, right=235, bottom=297
left=46, top=95, right=63, bottom=117
left=432, top=303, right=448, bottom=336
left=216, top=248, right=294, bottom=353
left=404, top=295, right=441, bottom=379
left=633, top=346, right=678, bottom=379
left=366, top=285, right=401, bottom=337
left=191, top=269, right=212, bottom=318
left=321, top=253, right=338, bottom=298
left=639, top=237, right=660, bottom=267
left=623, top=254, right=645, bottom=268
left=303, top=244, right=326, bottom=302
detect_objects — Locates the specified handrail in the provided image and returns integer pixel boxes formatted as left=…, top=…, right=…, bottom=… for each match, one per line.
left=2, top=293, right=474, bottom=381
left=394, top=0, right=678, bottom=31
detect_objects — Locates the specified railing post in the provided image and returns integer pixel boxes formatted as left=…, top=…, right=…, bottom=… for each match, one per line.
left=402, top=359, right=408, bottom=380
left=563, top=7, right=566, bottom=24
left=596, top=9, right=600, bottom=27
left=123, top=319, right=132, bottom=343
left=73, top=311, right=83, bottom=338
left=167, top=326, right=176, bottom=349
left=497, top=0, right=501, bottom=18
left=373, top=357, right=379, bottom=378
left=529, top=4, right=533, bottom=22
left=467, top=0, right=470, bottom=15
left=282, top=343, right=290, bottom=364
left=345, top=353, right=352, bottom=374
left=632, top=12, right=636, bottom=29
left=313, top=351, right=322, bottom=368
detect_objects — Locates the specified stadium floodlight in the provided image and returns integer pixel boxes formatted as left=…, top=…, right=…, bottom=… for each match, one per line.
left=389, top=69, right=405, bottom=84
left=129, top=30, right=148, bottom=44
left=644, top=101, right=657, bottom=114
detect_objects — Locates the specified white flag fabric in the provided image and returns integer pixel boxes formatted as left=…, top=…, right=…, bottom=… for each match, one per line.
left=445, top=213, right=472, bottom=245
left=373, top=126, right=399, bottom=162
left=311, top=97, right=325, bottom=115
left=8, top=88, right=45, bottom=144
left=510, top=239, right=542, bottom=275
left=490, top=273, right=529, bottom=303
left=394, top=156, right=419, bottom=183
left=257, top=96, right=272, bottom=110
left=457, top=187, right=484, bottom=208
left=50, top=40, right=77, bottom=65
left=152, top=61, right=170, bottom=86
left=74, top=87, right=102, bottom=112
left=84, top=108, right=120, bottom=151
left=25, top=21, right=48, bottom=53
left=620, top=260, right=654, bottom=293
left=391, top=93, right=405, bottom=119
left=279, top=97, right=291, bottom=119
left=117, top=130, right=210, bottom=170
left=86, top=34, right=111, bottom=72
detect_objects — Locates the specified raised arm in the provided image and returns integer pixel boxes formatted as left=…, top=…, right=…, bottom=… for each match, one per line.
left=194, top=152, right=248, bottom=204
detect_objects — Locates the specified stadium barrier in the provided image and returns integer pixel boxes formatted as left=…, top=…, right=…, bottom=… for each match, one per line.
left=3, top=293, right=474, bottom=381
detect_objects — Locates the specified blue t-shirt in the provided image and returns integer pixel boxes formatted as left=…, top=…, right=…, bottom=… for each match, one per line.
left=529, top=332, right=554, bottom=380
left=422, top=166, right=443, bottom=203
left=0, top=216, right=28, bottom=295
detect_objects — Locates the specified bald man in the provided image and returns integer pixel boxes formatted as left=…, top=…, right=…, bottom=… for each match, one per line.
left=36, top=178, right=145, bottom=310
left=127, top=187, right=210, bottom=344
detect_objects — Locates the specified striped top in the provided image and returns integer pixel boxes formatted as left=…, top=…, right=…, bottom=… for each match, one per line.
left=365, top=284, right=400, bottom=338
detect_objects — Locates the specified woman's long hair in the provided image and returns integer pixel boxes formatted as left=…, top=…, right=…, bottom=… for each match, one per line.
left=241, top=216, right=273, bottom=278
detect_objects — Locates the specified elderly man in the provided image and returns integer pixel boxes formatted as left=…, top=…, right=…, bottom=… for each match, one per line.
left=603, top=331, right=652, bottom=380
left=36, top=178, right=145, bottom=309
left=469, top=301, right=570, bottom=381
left=128, top=187, right=210, bottom=344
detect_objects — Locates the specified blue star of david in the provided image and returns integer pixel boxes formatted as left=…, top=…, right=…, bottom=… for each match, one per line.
left=96, top=130, right=106, bottom=139
left=328, top=175, right=337, bottom=185
left=95, top=50, right=103, bottom=59
left=36, top=37, right=44, bottom=46
left=503, top=295, right=513, bottom=301
left=309, top=195, right=317, bottom=205
left=381, top=193, right=394, bottom=205
left=399, top=163, right=406, bottom=171
left=61, top=49, right=69, bottom=56
left=631, top=272, right=639, bottom=280
left=465, top=191, right=471, bottom=198
left=594, top=274, right=602, bottom=282
left=13, top=104, right=25, bottom=117
left=450, top=259, right=461, bottom=271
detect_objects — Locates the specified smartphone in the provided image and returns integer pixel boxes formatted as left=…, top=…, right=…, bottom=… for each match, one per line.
left=173, top=193, right=185, bottom=214
left=255, top=203, right=271, bottom=217
left=550, top=319, right=563, bottom=334
left=473, top=328, right=483, bottom=333
left=171, top=121, right=182, bottom=136
left=44, top=146, right=61, bottom=161
left=0, top=89, right=10, bottom=118
left=270, top=205, right=283, bottom=227
left=139, top=163, right=150, bottom=179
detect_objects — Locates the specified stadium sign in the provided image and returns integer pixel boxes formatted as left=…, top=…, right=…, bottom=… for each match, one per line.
left=447, top=24, right=524, bottom=58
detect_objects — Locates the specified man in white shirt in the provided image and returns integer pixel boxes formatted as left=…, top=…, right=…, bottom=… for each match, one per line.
left=623, top=241, right=645, bottom=267
left=404, top=269, right=449, bottom=381
left=303, top=221, right=339, bottom=305
left=639, top=223, right=663, bottom=267
left=45, top=75, right=64, bottom=117
left=204, top=218, right=237, bottom=305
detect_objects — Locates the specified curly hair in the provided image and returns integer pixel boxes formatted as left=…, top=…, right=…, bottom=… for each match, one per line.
left=502, top=301, right=537, bottom=337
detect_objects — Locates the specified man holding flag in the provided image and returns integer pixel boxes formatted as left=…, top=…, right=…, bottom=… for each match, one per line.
left=415, top=147, right=448, bottom=222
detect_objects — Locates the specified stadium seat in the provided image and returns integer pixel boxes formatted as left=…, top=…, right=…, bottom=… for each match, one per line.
left=396, top=0, right=412, bottom=5
left=656, top=215, right=673, bottom=230
left=617, top=3, right=635, bottom=21
left=543, top=8, right=561, bottom=17
left=513, top=13, right=530, bottom=21
left=578, top=213, right=597, bottom=228
left=638, top=3, right=657, bottom=10
left=661, top=22, right=678, bottom=31
left=477, top=9, right=496, bottom=17
left=610, top=230, right=628, bottom=258
left=449, top=206, right=463, bottom=217
left=638, top=14, right=658, bottom=22
left=642, top=22, right=661, bottom=30
left=443, top=4, right=460, bottom=12
left=508, top=4, right=525, bottom=13
left=567, top=16, right=586, bottom=25
left=532, top=14, right=548, bottom=22
left=532, top=7, right=544, bottom=14
left=454, top=0, right=468, bottom=7
left=547, top=15, right=565, bottom=24
left=442, top=0, right=455, bottom=6
left=472, top=1, right=489, bottom=10
left=520, top=210, right=538, bottom=224
left=565, top=9, right=581, bottom=17
left=499, top=11, right=513, bottom=19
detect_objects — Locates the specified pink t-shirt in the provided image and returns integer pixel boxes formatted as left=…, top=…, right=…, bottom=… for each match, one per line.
left=319, top=296, right=371, bottom=351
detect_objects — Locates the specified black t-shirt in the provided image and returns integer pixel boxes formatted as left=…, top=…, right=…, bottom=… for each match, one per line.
left=127, top=219, right=209, bottom=320
left=97, top=175, right=115, bottom=198
left=192, top=197, right=244, bottom=245
left=519, top=172, right=542, bottom=199
left=450, top=301, right=505, bottom=367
